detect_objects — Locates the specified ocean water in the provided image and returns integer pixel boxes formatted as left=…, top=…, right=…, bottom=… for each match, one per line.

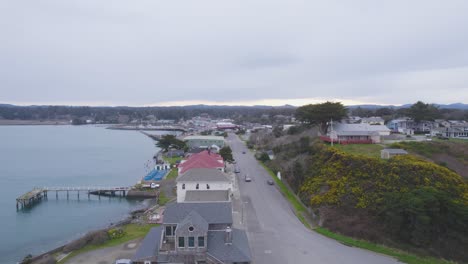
left=0, top=125, right=162, bottom=263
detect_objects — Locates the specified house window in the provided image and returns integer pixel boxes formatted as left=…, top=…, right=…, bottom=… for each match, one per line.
left=166, top=225, right=172, bottom=236
left=206, top=184, right=210, bottom=189
left=196, top=183, right=199, bottom=190
left=188, top=236, right=195, bottom=248
left=178, top=236, right=185, bottom=248
left=182, top=184, right=185, bottom=190
left=198, top=236, right=205, bottom=247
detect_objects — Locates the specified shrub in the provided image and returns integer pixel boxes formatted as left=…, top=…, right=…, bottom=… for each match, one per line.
left=108, top=228, right=125, bottom=240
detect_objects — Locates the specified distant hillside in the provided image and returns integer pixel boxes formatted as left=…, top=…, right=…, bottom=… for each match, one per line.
left=347, top=103, right=468, bottom=110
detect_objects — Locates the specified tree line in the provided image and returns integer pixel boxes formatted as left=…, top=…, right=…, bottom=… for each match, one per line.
left=0, top=104, right=295, bottom=124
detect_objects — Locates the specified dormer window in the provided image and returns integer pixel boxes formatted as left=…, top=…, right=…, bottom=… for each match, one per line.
left=182, top=184, right=185, bottom=190
left=196, top=183, right=199, bottom=189
left=206, top=184, right=210, bottom=189
left=188, top=226, right=194, bottom=232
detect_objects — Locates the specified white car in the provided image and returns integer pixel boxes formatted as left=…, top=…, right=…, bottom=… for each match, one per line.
left=115, top=259, right=132, bottom=264
left=150, top=182, right=160, bottom=189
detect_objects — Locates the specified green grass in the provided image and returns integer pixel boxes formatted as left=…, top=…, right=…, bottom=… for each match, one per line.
left=162, top=156, right=182, bottom=166
left=165, top=168, right=178, bottom=180
left=59, top=223, right=159, bottom=264
left=260, top=163, right=311, bottom=229
left=158, top=191, right=170, bottom=206
left=332, top=144, right=384, bottom=158
left=315, top=227, right=454, bottom=264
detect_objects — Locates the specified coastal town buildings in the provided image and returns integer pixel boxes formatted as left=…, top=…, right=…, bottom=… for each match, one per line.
left=184, top=135, right=225, bottom=149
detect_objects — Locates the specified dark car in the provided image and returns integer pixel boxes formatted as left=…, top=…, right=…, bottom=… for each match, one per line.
left=267, top=180, right=274, bottom=185
left=242, top=151, right=246, bottom=154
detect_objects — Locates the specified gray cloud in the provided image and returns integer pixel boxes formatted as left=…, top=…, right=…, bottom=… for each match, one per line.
left=1, top=0, right=468, bottom=106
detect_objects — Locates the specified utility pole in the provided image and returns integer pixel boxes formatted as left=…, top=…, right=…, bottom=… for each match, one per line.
left=330, top=118, right=334, bottom=147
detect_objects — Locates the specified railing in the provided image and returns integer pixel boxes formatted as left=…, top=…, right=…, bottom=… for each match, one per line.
left=36, top=186, right=132, bottom=191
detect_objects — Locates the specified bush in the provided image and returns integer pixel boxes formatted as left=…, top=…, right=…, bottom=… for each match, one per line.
left=257, top=152, right=270, bottom=162
left=298, top=146, right=468, bottom=262
left=108, top=228, right=125, bottom=240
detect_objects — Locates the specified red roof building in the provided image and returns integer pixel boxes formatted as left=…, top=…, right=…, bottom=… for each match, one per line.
left=178, top=150, right=225, bottom=174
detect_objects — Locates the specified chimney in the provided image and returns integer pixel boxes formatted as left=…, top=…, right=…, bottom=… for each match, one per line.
left=224, top=226, right=232, bottom=245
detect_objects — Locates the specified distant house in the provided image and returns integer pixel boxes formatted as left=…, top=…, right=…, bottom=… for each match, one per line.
left=184, top=135, right=225, bottom=149
left=133, top=202, right=252, bottom=264
left=387, top=118, right=435, bottom=134
left=176, top=168, right=232, bottom=203
left=381, top=149, right=408, bottom=159
left=431, top=120, right=468, bottom=139
left=361, top=116, right=385, bottom=125
left=321, top=123, right=391, bottom=144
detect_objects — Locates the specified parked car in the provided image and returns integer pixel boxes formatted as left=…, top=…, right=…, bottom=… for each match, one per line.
left=115, top=259, right=132, bottom=264
left=267, top=180, right=274, bottom=185
left=234, top=167, right=240, bottom=173
left=150, top=182, right=160, bottom=189
left=244, top=175, right=252, bottom=182
left=242, top=151, right=246, bottom=154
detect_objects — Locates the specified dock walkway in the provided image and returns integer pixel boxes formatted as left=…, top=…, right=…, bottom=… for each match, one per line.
left=16, top=186, right=132, bottom=209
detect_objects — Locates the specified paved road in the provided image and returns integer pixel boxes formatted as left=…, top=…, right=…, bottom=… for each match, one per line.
left=227, top=134, right=399, bottom=264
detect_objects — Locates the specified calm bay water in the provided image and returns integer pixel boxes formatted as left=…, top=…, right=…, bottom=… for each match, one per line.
left=0, top=125, right=160, bottom=263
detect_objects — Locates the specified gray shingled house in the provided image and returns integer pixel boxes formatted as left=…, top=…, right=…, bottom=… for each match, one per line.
left=132, top=202, right=251, bottom=264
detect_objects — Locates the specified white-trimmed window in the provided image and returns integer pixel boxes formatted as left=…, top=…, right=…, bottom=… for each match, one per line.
left=178, top=236, right=185, bottom=248
left=188, top=236, right=195, bottom=248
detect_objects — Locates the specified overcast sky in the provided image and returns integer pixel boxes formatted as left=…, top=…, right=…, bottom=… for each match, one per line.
left=1, top=0, right=468, bottom=106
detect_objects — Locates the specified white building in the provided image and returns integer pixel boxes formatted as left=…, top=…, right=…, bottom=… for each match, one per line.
left=176, top=168, right=232, bottom=203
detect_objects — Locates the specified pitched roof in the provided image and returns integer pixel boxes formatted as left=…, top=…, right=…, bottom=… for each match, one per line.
left=332, top=123, right=390, bottom=136
left=163, top=202, right=233, bottom=225
left=184, top=135, right=225, bottom=141
left=207, top=229, right=252, bottom=263
left=185, top=190, right=230, bottom=202
left=178, top=210, right=209, bottom=233
left=132, top=227, right=162, bottom=261
left=178, top=151, right=224, bottom=173
left=177, top=168, right=230, bottom=182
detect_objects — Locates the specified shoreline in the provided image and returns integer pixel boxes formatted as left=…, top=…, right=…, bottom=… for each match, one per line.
left=26, top=200, right=155, bottom=264
left=0, top=120, right=71, bottom=126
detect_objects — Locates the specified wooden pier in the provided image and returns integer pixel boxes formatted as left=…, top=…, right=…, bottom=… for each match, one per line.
left=16, top=186, right=132, bottom=210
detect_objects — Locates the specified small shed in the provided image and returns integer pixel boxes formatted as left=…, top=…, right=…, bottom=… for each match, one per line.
left=381, top=149, right=408, bottom=159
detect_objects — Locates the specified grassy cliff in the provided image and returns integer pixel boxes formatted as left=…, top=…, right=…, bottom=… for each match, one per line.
left=265, top=138, right=468, bottom=262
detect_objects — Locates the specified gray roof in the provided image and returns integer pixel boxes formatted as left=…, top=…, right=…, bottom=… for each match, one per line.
left=381, top=149, right=408, bottom=154
left=337, top=131, right=377, bottom=136
left=333, top=123, right=390, bottom=133
left=178, top=211, right=209, bottom=233
left=185, top=190, right=230, bottom=202
left=177, top=168, right=230, bottom=183
left=184, top=135, right=225, bottom=141
left=132, top=227, right=162, bottom=261
left=207, top=229, right=252, bottom=263
left=164, top=202, right=233, bottom=225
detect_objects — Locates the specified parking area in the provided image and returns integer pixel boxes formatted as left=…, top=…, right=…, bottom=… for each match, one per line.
left=64, top=238, right=142, bottom=264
